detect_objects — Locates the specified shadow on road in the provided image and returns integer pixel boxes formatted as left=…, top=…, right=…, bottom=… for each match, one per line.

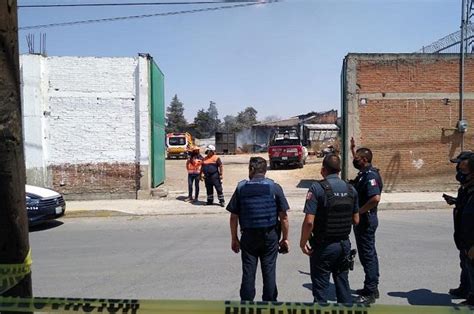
left=298, top=270, right=311, bottom=276
left=302, top=283, right=338, bottom=301
left=195, top=201, right=217, bottom=206
left=297, top=180, right=318, bottom=189
left=302, top=282, right=359, bottom=302
left=175, top=196, right=221, bottom=207
left=388, top=289, right=454, bottom=305
left=29, top=220, right=64, bottom=232
left=300, top=270, right=358, bottom=302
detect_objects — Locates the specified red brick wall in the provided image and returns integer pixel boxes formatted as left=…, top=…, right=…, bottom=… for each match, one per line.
left=351, top=54, right=474, bottom=191
left=49, top=163, right=138, bottom=199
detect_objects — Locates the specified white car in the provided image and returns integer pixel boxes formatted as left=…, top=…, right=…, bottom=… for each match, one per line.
left=26, top=185, right=66, bottom=226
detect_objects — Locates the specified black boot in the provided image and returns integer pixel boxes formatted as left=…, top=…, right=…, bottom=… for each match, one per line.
left=460, top=294, right=474, bottom=305
left=356, top=288, right=380, bottom=299
left=354, top=294, right=376, bottom=304
left=449, top=287, right=469, bottom=299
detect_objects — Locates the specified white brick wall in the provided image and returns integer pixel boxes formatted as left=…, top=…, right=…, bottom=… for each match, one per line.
left=21, top=55, right=46, bottom=168
left=46, top=57, right=138, bottom=164
left=21, top=55, right=50, bottom=186
left=20, top=54, right=154, bottom=194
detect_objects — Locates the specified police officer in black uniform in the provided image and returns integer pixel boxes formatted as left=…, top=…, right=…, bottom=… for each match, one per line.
left=456, top=155, right=474, bottom=305
left=300, top=154, right=359, bottom=304
left=350, top=138, right=383, bottom=304
left=227, top=156, right=290, bottom=301
left=444, top=151, right=474, bottom=300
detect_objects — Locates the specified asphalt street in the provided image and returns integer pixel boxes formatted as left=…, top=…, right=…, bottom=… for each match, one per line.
left=29, top=209, right=461, bottom=306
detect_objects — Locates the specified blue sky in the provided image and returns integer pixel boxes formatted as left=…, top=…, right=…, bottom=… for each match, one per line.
left=18, top=0, right=460, bottom=121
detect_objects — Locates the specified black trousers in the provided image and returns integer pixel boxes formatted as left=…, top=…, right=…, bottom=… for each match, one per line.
left=310, top=240, right=352, bottom=304
left=460, top=250, right=471, bottom=291
left=204, top=173, right=224, bottom=204
left=354, top=212, right=379, bottom=293
left=239, top=228, right=279, bottom=301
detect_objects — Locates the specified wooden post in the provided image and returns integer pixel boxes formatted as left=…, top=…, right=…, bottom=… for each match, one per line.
left=0, top=0, right=32, bottom=297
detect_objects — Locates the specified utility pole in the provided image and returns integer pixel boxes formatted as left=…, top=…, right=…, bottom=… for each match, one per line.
left=0, top=0, right=32, bottom=298
left=459, top=0, right=467, bottom=150
left=458, top=0, right=474, bottom=150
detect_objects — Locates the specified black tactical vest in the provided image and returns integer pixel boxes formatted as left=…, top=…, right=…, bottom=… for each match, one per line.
left=312, top=180, right=354, bottom=243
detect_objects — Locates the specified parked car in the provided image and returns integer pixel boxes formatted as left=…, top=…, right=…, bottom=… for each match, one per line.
left=26, top=185, right=66, bottom=226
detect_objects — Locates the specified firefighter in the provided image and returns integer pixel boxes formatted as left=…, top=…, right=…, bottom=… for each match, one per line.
left=185, top=146, right=203, bottom=203
left=201, top=145, right=225, bottom=206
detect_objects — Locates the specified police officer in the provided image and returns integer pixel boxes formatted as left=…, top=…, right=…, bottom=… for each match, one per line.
left=200, top=145, right=225, bottom=206
left=350, top=138, right=383, bottom=304
left=300, top=154, right=359, bottom=304
left=445, top=151, right=474, bottom=300
left=456, top=155, right=474, bottom=305
left=227, top=156, right=290, bottom=301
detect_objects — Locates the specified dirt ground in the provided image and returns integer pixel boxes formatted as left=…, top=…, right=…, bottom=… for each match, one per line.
left=163, top=154, right=323, bottom=196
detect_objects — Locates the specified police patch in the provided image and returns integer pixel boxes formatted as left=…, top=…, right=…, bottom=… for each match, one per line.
left=370, top=179, right=377, bottom=186
left=306, top=191, right=313, bottom=200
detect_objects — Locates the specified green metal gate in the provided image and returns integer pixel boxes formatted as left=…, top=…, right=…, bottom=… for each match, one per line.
left=150, top=58, right=165, bottom=187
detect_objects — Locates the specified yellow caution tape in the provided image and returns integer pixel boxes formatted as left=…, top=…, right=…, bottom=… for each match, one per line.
left=0, top=298, right=473, bottom=314
left=0, top=249, right=32, bottom=294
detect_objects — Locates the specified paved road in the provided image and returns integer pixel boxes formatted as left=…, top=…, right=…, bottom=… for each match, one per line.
left=30, top=209, right=461, bottom=305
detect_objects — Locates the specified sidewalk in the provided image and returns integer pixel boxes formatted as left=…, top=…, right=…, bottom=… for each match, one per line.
left=65, top=190, right=452, bottom=218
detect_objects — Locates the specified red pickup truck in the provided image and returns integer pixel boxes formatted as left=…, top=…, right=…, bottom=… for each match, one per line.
left=268, top=130, right=308, bottom=170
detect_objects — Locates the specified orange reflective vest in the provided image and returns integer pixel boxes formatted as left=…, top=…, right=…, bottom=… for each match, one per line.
left=186, top=158, right=202, bottom=175
left=202, top=155, right=221, bottom=175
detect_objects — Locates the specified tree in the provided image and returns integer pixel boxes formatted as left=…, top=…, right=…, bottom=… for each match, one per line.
left=222, top=115, right=238, bottom=132
left=166, top=94, right=187, bottom=133
left=219, top=107, right=259, bottom=133
left=236, top=106, right=259, bottom=130
left=193, top=109, right=212, bottom=138
left=0, top=0, right=32, bottom=298
left=207, top=101, right=221, bottom=135
left=192, top=101, right=222, bottom=138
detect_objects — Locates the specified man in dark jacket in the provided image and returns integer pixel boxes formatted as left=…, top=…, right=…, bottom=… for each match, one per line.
left=457, top=155, right=474, bottom=305
left=227, top=157, right=290, bottom=302
left=444, top=151, right=474, bottom=300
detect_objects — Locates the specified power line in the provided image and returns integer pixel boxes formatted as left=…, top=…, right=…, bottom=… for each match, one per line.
left=19, top=1, right=278, bottom=30
left=18, top=1, right=261, bottom=8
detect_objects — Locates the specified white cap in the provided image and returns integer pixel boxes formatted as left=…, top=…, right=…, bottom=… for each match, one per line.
left=206, top=144, right=216, bottom=152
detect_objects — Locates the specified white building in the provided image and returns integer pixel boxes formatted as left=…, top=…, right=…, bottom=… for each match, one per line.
left=20, top=54, right=165, bottom=199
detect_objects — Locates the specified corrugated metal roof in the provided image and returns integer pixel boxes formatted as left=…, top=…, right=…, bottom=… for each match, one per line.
left=253, top=117, right=300, bottom=127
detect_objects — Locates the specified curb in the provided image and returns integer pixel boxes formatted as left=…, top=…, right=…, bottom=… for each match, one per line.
left=379, top=201, right=450, bottom=211
left=64, top=201, right=451, bottom=219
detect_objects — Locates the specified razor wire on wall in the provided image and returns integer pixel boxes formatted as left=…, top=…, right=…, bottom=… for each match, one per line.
left=419, top=0, right=474, bottom=53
